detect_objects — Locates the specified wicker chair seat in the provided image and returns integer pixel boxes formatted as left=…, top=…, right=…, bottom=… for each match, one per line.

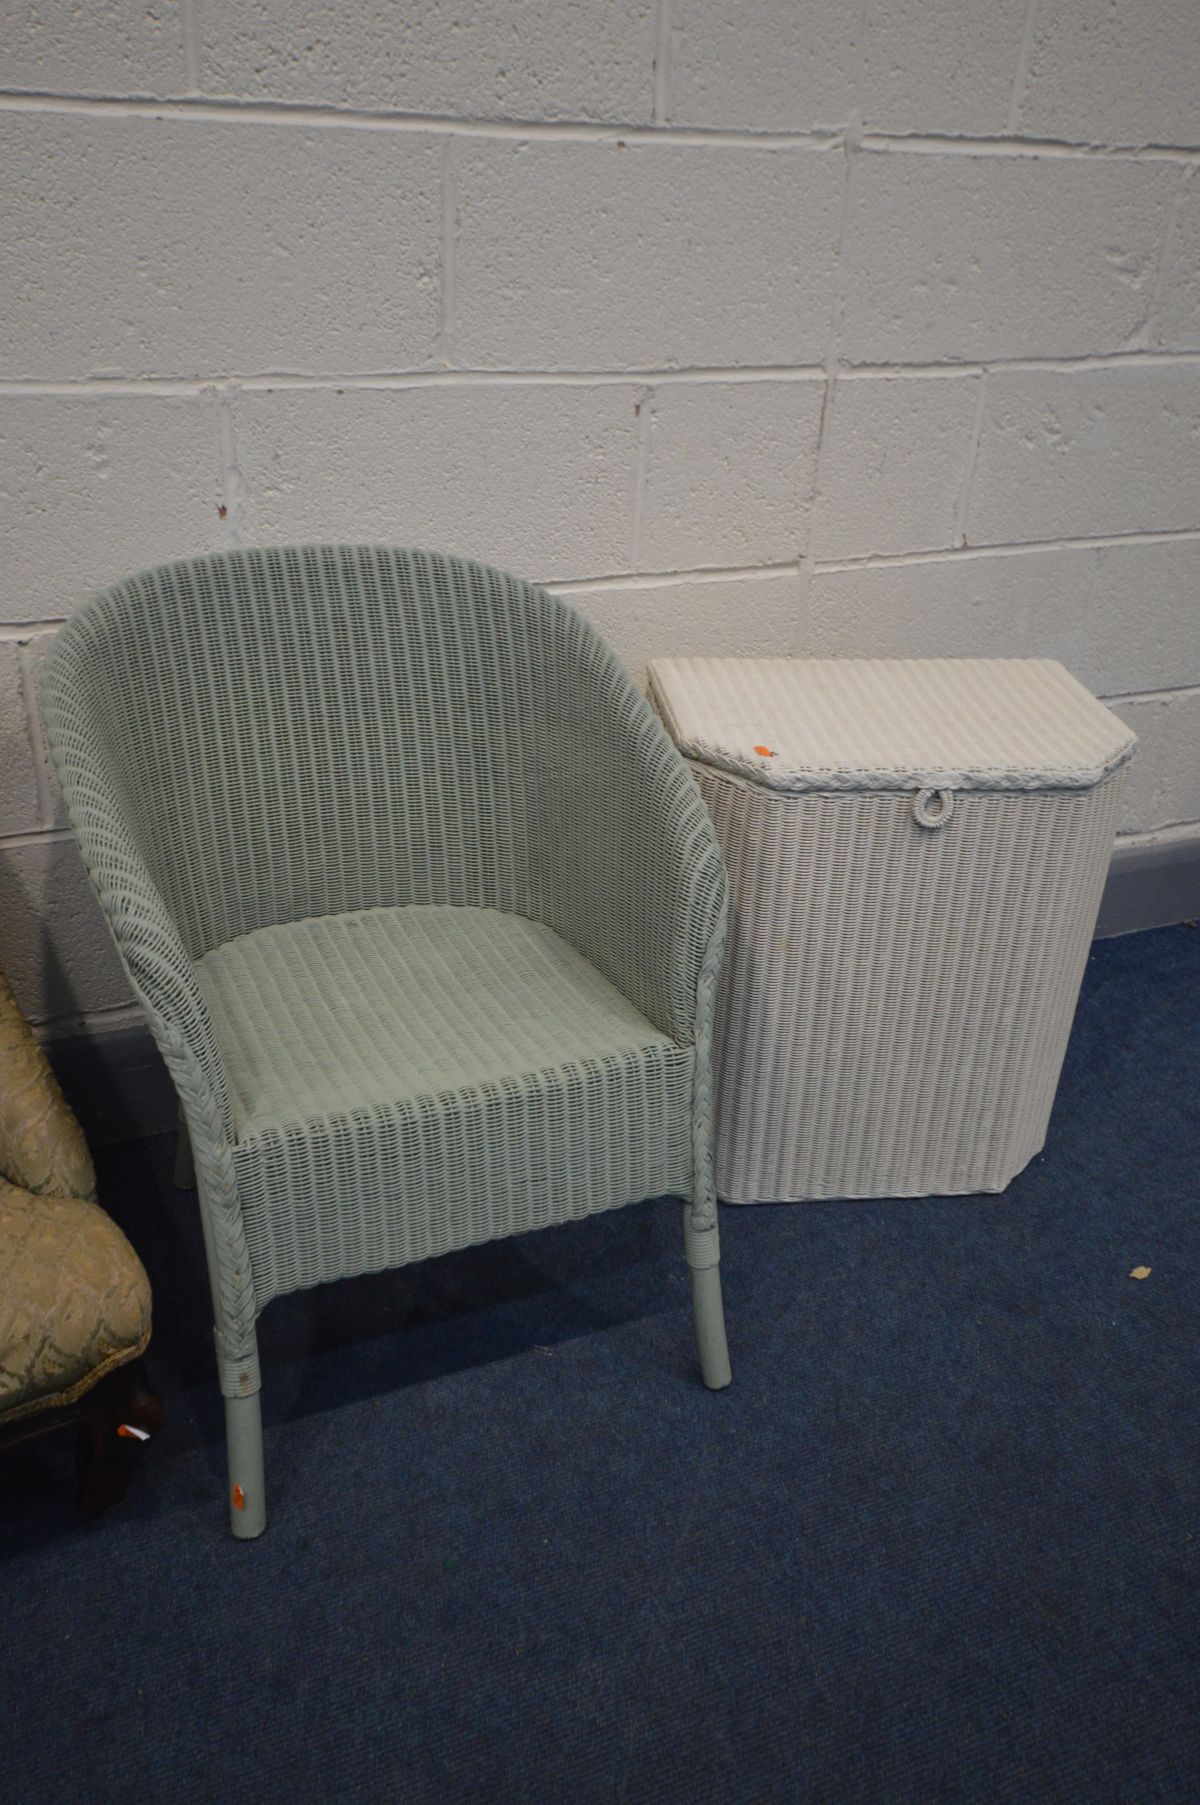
left=196, top=903, right=694, bottom=1302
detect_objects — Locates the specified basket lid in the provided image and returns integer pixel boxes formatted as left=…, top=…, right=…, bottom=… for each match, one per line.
left=647, top=657, right=1135, bottom=794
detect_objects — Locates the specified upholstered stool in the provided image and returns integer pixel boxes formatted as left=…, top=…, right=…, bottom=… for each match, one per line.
left=0, top=968, right=158, bottom=1510
left=0, top=1180, right=151, bottom=1429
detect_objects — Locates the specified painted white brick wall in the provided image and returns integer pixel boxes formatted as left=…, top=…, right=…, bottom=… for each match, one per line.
left=839, top=156, right=1176, bottom=363
left=230, top=385, right=642, bottom=578
left=451, top=142, right=844, bottom=368
left=2, top=0, right=1198, bottom=1027
left=812, top=375, right=982, bottom=558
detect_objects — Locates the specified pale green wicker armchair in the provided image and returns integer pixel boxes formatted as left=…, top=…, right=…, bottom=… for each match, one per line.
left=41, top=546, right=731, bottom=1538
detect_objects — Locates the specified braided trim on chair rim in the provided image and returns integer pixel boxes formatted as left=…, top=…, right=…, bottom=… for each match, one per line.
left=155, top=1021, right=261, bottom=1398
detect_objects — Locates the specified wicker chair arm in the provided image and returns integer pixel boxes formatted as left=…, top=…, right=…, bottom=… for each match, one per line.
left=38, top=683, right=236, bottom=1151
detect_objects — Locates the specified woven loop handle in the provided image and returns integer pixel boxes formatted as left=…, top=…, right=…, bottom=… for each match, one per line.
left=912, top=788, right=954, bottom=830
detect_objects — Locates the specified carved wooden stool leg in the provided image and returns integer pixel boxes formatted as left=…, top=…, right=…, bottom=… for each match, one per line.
left=76, top=1363, right=164, bottom=1517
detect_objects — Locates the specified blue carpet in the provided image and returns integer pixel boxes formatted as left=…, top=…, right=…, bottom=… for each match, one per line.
left=3, top=925, right=1198, bottom=1804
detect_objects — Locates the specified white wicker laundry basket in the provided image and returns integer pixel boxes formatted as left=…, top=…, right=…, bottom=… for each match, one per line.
left=648, top=658, right=1135, bottom=1204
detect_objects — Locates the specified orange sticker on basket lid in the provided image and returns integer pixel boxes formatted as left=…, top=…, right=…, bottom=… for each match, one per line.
left=754, top=744, right=774, bottom=757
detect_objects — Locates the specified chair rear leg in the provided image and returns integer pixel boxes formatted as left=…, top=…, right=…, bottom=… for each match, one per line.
left=681, top=1200, right=732, bottom=1390
left=224, top=1390, right=266, bottom=1539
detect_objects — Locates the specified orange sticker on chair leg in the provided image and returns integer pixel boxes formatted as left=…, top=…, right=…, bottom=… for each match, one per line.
left=232, top=1483, right=246, bottom=1510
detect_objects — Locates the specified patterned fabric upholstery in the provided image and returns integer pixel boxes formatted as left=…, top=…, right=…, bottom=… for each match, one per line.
left=0, top=968, right=96, bottom=1203
left=0, top=966, right=150, bottom=1428
left=0, top=1179, right=151, bottom=1427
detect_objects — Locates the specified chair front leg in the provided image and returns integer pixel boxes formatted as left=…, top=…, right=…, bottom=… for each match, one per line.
left=681, top=1196, right=731, bottom=1391
left=211, top=1301, right=265, bottom=1539
left=224, top=1385, right=266, bottom=1539
left=187, top=1128, right=267, bottom=1538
